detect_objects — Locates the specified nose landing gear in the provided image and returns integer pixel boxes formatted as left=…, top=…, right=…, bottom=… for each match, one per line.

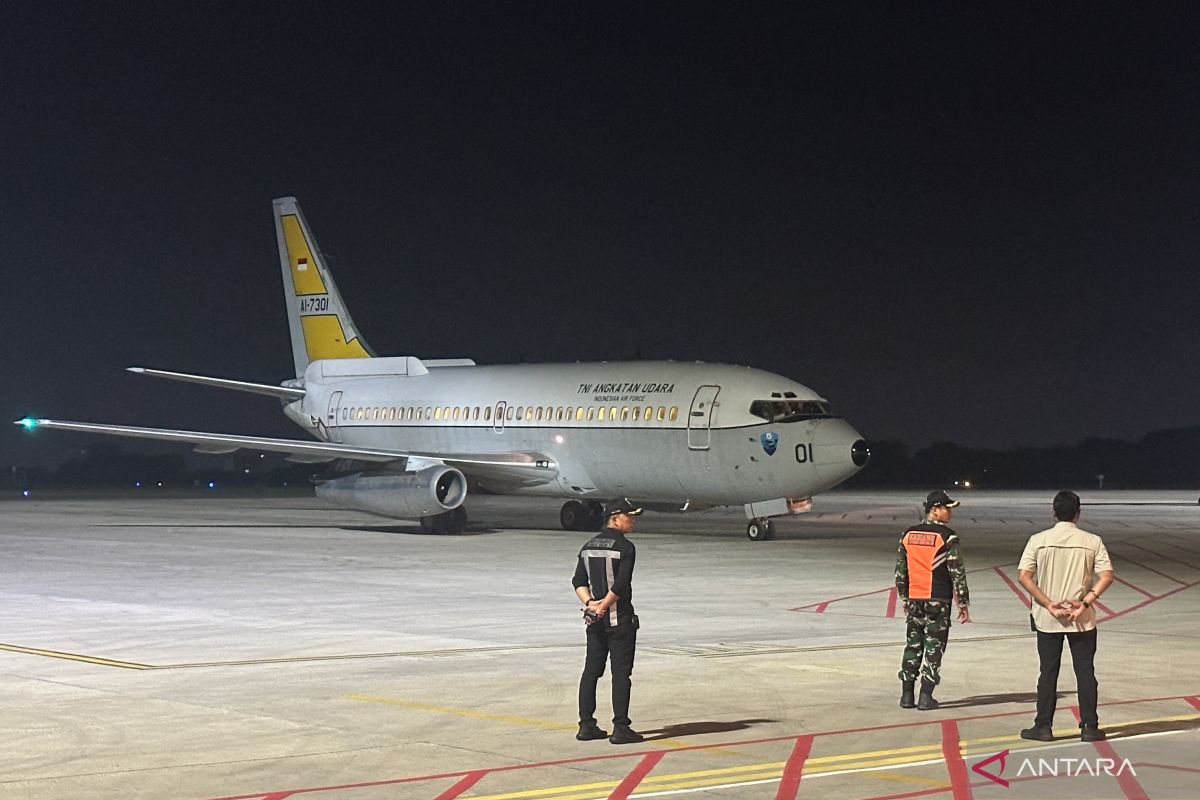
left=746, top=517, right=774, bottom=541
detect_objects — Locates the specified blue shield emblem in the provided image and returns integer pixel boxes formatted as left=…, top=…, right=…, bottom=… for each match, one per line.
left=760, top=431, right=779, bottom=456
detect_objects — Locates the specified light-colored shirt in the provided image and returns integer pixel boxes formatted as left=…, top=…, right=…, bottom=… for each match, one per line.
left=1018, top=521, right=1112, bottom=633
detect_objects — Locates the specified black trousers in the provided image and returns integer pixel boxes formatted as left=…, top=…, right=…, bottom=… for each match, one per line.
left=1035, top=628, right=1098, bottom=727
left=578, top=617, right=637, bottom=727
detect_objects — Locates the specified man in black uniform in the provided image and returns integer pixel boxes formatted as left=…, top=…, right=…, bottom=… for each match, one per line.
left=572, top=497, right=643, bottom=745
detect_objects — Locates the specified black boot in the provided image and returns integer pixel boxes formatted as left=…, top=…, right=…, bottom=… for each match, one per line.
left=900, top=681, right=916, bottom=709
left=917, top=682, right=939, bottom=711
left=576, top=722, right=608, bottom=740
left=609, top=724, right=644, bottom=745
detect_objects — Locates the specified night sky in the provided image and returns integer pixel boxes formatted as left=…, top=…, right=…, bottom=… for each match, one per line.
left=3, top=4, right=1198, bottom=467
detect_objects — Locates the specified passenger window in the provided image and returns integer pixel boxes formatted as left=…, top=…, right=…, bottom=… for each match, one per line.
left=597, top=407, right=606, bottom=421
left=657, top=406, right=665, bottom=421
left=515, top=406, right=524, bottom=421
left=525, top=407, right=533, bottom=421
left=575, top=407, right=584, bottom=421
left=621, top=406, right=629, bottom=420
left=472, top=407, right=479, bottom=420
left=434, top=407, right=442, bottom=420
left=535, top=407, right=543, bottom=421
left=484, top=406, right=492, bottom=421
left=506, top=406, right=514, bottom=421
left=342, top=409, right=348, bottom=421
left=643, top=406, right=652, bottom=421
left=452, top=407, right=460, bottom=420
left=669, top=406, right=678, bottom=422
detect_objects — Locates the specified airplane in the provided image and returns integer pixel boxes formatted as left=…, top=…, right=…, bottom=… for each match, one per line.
left=16, top=197, right=870, bottom=540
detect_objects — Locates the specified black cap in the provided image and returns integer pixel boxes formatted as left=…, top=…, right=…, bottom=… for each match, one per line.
left=603, top=497, right=643, bottom=518
left=924, top=489, right=960, bottom=511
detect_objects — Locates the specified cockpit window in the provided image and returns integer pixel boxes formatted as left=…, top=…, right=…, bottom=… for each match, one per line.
left=749, top=398, right=832, bottom=422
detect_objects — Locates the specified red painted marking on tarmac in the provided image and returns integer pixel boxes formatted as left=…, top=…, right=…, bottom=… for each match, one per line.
left=1070, top=707, right=1151, bottom=800
left=1099, top=580, right=1199, bottom=624
left=1112, top=575, right=1155, bottom=599
left=774, top=734, right=813, bottom=799
left=607, top=750, right=665, bottom=800
left=992, top=566, right=1031, bottom=609
left=792, top=585, right=891, bottom=611
left=885, top=587, right=899, bottom=618
left=1091, top=597, right=1115, bottom=617
left=1110, top=549, right=1189, bottom=585
left=939, top=720, right=973, bottom=800
left=205, top=693, right=1200, bottom=800
left=432, top=770, right=486, bottom=800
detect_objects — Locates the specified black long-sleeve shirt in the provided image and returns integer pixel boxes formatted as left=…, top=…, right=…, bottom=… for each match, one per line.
left=572, top=527, right=636, bottom=627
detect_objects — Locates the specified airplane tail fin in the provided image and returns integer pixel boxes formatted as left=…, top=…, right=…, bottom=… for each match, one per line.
left=273, top=197, right=375, bottom=377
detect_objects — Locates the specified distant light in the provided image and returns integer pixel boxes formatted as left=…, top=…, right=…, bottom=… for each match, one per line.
left=243, top=468, right=251, bottom=474
left=207, top=481, right=216, bottom=489
left=281, top=481, right=289, bottom=487
left=135, top=481, right=141, bottom=488
left=22, top=489, right=30, bottom=498
left=554, top=434, right=565, bottom=444
left=963, top=480, right=973, bottom=489
left=18, top=417, right=38, bottom=430
left=157, top=482, right=163, bottom=487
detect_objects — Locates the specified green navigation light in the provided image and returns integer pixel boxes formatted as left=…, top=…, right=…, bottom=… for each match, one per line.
left=18, top=417, right=39, bottom=430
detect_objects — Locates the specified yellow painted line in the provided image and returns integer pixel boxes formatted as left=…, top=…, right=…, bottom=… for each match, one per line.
left=869, top=771, right=949, bottom=787
left=345, top=694, right=701, bottom=750
left=455, top=711, right=1200, bottom=800
left=346, top=694, right=578, bottom=731
left=0, top=643, right=153, bottom=670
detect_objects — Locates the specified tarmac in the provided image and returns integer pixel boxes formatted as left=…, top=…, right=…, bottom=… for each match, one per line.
left=0, top=489, right=1197, bottom=800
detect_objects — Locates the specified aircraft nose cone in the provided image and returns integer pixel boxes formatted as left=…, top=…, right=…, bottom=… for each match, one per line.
left=810, top=419, right=870, bottom=488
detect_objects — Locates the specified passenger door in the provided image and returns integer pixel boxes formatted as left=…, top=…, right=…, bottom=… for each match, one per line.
left=687, top=385, right=720, bottom=450
left=325, top=390, right=343, bottom=443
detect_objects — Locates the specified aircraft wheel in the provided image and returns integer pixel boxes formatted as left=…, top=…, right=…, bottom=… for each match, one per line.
left=747, top=518, right=774, bottom=542
left=584, top=500, right=605, bottom=531
left=446, top=506, right=467, bottom=533
left=560, top=500, right=587, bottom=531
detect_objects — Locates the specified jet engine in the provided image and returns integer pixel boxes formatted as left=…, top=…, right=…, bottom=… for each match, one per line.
left=315, top=465, right=467, bottom=518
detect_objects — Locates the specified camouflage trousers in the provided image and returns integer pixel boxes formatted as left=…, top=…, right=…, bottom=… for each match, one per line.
left=898, top=600, right=951, bottom=686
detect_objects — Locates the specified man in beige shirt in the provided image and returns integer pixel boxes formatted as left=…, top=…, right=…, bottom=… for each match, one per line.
left=1017, top=490, right=1114, bottom=742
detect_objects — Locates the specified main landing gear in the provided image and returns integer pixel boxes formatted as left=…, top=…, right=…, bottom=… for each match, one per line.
left=420, top=506, right=468, bottom=533
left=560, top=499, right=605, bottom=532
left=746, top=517, right=775, bottom=542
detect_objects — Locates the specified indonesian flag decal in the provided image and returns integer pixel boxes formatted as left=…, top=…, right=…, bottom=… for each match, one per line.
left=296, top=257, right=309, bottom=272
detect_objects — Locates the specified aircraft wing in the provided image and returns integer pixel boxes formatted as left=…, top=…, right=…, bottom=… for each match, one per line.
left=15, top=418, right=557, bottom=472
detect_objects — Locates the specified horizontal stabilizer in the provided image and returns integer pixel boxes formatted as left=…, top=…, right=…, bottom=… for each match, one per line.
left=127, top=367, right=305, bottom=401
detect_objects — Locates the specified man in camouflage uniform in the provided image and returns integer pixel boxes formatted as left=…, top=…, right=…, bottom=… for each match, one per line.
left=895, top=489, right=971, bottom=710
